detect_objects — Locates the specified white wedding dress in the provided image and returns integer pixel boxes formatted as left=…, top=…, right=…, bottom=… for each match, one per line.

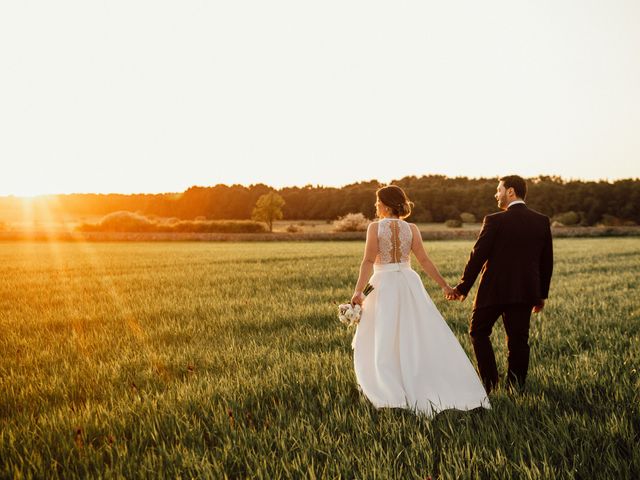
left=352, top=218, right=490, bottom=417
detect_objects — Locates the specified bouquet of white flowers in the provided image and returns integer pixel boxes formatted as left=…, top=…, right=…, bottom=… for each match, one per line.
left=338, top=303, right=362, bottom=327
left=338, top=283, right=374, bottom=327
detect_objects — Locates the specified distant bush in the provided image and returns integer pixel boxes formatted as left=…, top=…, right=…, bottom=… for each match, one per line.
left=168, top=220, right=266, bottom=233
left=460, top=212, right=476, bottom=223
left=78, top=211, right=266, bottom=233
left=333, top=213, right=370, bottom=232
left=79, top=211, right=156, bottom=232
left=286, top=224, right=302, bottom=233
left=445, top=219, right=463, bottom=228
left=599, top=214, right=624, bottom=226
left=598, top=214, right=637, bottom=227
left=553, top=211, right=580, bottom=226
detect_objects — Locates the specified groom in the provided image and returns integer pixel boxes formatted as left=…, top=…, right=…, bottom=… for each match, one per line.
left=449, top=175, right=553, bottom=393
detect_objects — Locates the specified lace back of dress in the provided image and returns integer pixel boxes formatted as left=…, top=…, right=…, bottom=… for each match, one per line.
left=377, top=219, right=412, bottom=264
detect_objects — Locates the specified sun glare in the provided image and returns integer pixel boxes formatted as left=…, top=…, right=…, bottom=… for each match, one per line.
left=13, top=195, right=67, bottom=236
left=6, top=184, right=54, bottom=198
left=16, top=192, right=47, bottom=199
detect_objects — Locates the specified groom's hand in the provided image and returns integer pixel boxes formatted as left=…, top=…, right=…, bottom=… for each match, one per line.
left=532, top=300, right=545, bottom=313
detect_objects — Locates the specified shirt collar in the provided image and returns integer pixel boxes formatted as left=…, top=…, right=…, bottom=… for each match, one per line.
left=507, top=200, right=526, bottom=208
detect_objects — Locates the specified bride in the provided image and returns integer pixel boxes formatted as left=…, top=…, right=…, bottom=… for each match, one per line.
left=350, top=185, right=490, bottom=416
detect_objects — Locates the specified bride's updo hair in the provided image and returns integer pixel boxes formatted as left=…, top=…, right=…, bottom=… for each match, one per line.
left=376, top=185, right=414, bottom=219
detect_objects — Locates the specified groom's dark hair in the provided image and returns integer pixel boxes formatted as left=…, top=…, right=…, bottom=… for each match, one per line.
left=500, top=175, right=527, bottom=199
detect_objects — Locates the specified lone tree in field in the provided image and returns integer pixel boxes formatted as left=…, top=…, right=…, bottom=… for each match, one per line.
left=251, top=191, right=285, bottom=232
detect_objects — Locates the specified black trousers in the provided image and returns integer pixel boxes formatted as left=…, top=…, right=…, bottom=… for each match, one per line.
left=469, top=303, right=533, bottom=393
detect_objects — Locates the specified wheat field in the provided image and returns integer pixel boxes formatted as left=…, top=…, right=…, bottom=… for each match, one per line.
left=0, top=238, right=638, bottom=478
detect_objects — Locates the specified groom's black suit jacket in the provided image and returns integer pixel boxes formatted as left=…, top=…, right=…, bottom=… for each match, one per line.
left=455, top=203, right=553, bottom=309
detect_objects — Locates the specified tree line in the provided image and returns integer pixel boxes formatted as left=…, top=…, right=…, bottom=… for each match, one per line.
left=2, top=175, right=638, bottom=226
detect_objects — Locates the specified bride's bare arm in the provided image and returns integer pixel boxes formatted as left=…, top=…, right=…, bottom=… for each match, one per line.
left=409, top=224, right=455, bottom=295
left=351, top=222, right=378, bottom=305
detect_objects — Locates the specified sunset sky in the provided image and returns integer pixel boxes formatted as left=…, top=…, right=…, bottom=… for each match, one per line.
left=1, top=1, right=639, bottom=196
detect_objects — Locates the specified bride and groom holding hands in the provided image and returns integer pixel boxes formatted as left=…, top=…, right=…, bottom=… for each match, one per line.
left=349, top=175, right=553, bottom=416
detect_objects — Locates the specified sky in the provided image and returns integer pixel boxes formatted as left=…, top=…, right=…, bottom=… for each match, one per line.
left=1, top=1, right=639, bottom=196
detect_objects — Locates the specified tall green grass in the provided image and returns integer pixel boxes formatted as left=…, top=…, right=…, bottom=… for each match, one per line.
left=0, top=238, right=638, bottom=478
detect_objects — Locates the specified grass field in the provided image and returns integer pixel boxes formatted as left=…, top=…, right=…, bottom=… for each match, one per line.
left=1, top=238, right=639, bottom=478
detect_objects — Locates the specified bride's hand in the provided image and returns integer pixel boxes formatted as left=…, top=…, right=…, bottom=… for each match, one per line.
left=351, top=291, right=364, bottom=306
